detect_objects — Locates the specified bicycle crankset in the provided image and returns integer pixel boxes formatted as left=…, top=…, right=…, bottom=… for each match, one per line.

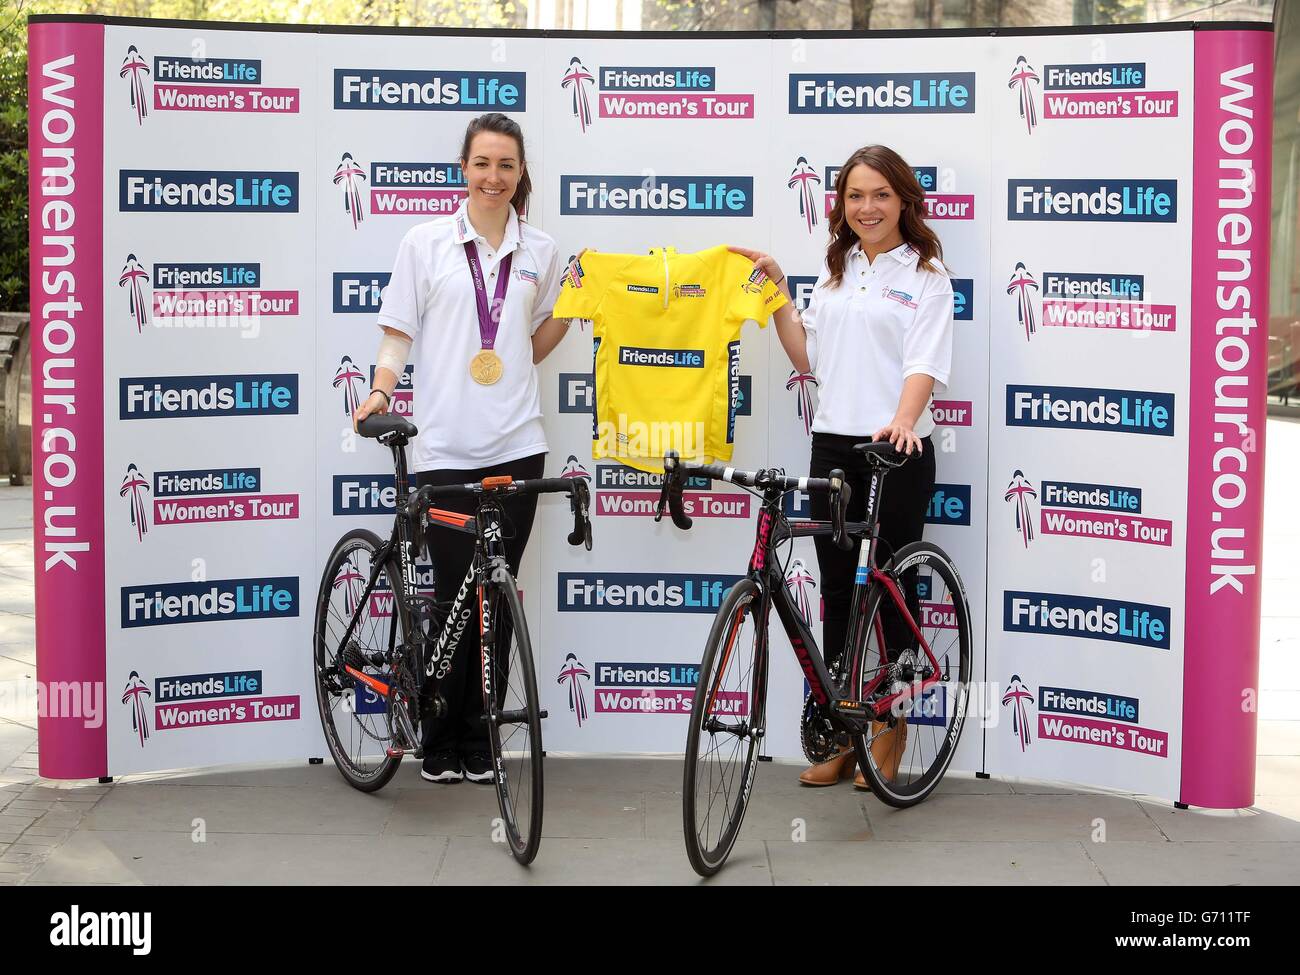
left=800, top=691, right=851, bottom=764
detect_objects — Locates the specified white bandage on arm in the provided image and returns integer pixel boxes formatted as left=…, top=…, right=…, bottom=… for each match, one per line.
left=375, top=331, right=413, bottom=382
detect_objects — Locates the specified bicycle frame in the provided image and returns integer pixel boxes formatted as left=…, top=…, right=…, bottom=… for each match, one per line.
left=742, top=475, right=946, bottom=727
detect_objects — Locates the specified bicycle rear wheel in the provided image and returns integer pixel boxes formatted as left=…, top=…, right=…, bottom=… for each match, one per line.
left=314, top=529, right=405, bottom=793
left=682, top=578, right=766, bottom=877
left=849, top=541, right=972, bottom=808
left=483, top=570, right=544, bottom=865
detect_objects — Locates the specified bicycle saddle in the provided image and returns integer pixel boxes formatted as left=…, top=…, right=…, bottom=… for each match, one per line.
left=851, top=441, right=911, bottom=467
left=356, top=414, right=418, bottom=441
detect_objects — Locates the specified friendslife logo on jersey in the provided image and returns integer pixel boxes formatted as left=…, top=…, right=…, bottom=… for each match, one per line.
left=333, top=69, right=526, bottom=110
left=120, top=254, right=299, bottom=333
left=558, top=573, right=742, bottom=613
left=1003, top=590, right=1170, bottom=650
left=1004, top=469, right=1172, bottom=548
left=119, top=374, right=298, bottom=419
left=1007, top=55, right=1178, bottom=135
left=788, top=72, right=976, bottom=113
left=1007, top=262, right=1175, bottom=339
left=125, top=47, right=300, bottom=120
left=121, top=577, right=299, bottom=628
left=1007, top=179, right=1177, bottom=222
left=1006, top=385, right=1173, bottom=436
left=561, top=55, right=752, bottom=131
left=618, top=346, right=705, bottom=368
left=561, top=175, right=753, bottom=215
left=123, top=463, right=298, bottom=535
left=119, top=170, right=299, bottom=212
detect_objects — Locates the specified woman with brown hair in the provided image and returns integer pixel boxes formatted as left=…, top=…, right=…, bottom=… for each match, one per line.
left=731, top=144, right=954, bottom=790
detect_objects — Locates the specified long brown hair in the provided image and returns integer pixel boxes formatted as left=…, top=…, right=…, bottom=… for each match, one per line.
left=825, top=145, right=945, bottom=287
left=459, top=112, right=533, bottom=215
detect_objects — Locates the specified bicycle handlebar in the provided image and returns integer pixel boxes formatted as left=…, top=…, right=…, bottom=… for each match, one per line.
left=407, top=476, right=593, bottom=550
left=655, top=452, right=854, bottom=550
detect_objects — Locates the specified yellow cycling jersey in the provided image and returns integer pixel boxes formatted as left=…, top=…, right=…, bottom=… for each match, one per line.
left=552, top=245, right=787, bottom=474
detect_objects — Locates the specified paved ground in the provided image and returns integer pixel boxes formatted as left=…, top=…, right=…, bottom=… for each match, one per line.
left=1, top=421, right=1298, bottom=885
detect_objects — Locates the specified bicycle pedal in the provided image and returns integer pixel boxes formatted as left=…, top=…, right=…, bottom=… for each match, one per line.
left=386, top=747, right=405, bottom=758
left=538, top=709, right=549, bottom=720
left=830, top=699, right=871, bottom=726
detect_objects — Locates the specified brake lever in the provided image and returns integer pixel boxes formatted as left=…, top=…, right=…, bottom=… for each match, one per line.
left=567, top=479, right=593, bottom=550
left=829, top=469, right=853, bottom=551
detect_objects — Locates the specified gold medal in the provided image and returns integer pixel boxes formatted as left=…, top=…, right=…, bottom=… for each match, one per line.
left=469, top=349, right=504, bottom=385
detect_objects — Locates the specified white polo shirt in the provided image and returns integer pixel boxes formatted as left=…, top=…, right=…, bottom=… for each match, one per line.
left=376, top=201, right=563, bottom=471
left=802, top=241, right=954, bottom=439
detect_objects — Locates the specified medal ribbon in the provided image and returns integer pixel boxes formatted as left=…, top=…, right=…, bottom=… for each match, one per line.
left=463, top=242, right=512, bottom=351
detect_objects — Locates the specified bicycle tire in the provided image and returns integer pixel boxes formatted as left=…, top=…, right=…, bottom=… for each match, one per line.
left=849, top=540, right=972, bottom=809
left=314, top=529, right=406, bottom=793
left=483, top=569, right=545, bottom=865
left=682, top=578, right=766, bottom=877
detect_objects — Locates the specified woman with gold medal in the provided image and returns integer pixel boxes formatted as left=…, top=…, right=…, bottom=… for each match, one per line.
left=353, top=113, right=574, bottom=785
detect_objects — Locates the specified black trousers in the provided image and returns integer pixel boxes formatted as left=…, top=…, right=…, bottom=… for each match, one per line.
left=414, top=452, right=546, bottom=756
left=809, top=433, right=936, bottom=672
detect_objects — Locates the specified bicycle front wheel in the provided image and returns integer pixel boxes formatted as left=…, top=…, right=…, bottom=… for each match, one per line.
left=483, top=570, right=544, bottom=865
left=849, top=540, right=972, bottom=808
left=682, top=578, right=766, bottom=877
left=314, top=529, right=405, bottom=793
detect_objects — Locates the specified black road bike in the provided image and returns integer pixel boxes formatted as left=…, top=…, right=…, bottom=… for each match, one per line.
left=656, top=444, right=973, bottom=876
left=314, top=414, right=592, bottom=865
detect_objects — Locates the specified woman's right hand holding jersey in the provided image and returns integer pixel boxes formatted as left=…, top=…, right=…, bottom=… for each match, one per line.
left=728, top=246, right=810, bottom=375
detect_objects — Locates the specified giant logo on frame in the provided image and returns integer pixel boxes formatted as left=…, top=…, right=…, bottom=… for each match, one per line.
left=119, top=45, right=300, bottom=125
left=560, top=56, right=753, bottom=131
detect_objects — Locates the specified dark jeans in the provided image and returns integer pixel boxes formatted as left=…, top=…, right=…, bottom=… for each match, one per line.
left=809, top=433, right=936, bottom=672
left=414, top=452, right=546, bottom=756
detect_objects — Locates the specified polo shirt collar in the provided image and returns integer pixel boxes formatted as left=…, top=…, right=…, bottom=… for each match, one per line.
left=851, top=240, right=919, bottom=267
left=453, top=199, right=521, bottom=251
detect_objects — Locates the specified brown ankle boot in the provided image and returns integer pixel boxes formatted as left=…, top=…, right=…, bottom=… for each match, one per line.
left=857, top=718, right=909, bottom=789
left=798, top=748, right=855, bottom=787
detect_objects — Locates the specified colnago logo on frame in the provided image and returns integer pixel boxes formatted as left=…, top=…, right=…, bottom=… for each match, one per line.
left=1006, top=261, right=1175, bottom=339
left=119, top=45, right=301, bottom=124
left=812, top=160, right=974, bottom=222
left=1005, top=385, right=1174, bottom=436
left=119, top=170, right=299, bottom=212
left=592, top=660, right=747, bottom=716
left=119, top=374, right=298, bottom=419
left=332, top=153, right=466, bottom=225
left=333, top=68, right=526, bottom=110
left=1003, top=468, right=1172, bottom=548
left=560, top=55, right=753, bottom=131
left=788, top=72, right=976, bottom=113
left=1007, top=178, right=1177, bottom=222
left=333, top=272, right=389, bottom=313
left=1003, top=590, right=1170, bottom=650
left=124, top=668, right=300, bottom=743
left=118, top=254, right=299, bottom=332
left=558, top=573, right=742, bottom=613
left=121, top=577, right=299, bottom=628
left=121, top=463, right=299, bottom=538
left=560, top=175, right=753, bottom=216
left=1007, top=55, right=1178, bottom=135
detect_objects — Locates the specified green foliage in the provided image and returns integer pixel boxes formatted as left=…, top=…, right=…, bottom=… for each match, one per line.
left=0, top=2, right=29, bottom=311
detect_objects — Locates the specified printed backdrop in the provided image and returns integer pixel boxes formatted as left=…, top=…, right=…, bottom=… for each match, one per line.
left=27, top=17, right=1273, bottom=806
